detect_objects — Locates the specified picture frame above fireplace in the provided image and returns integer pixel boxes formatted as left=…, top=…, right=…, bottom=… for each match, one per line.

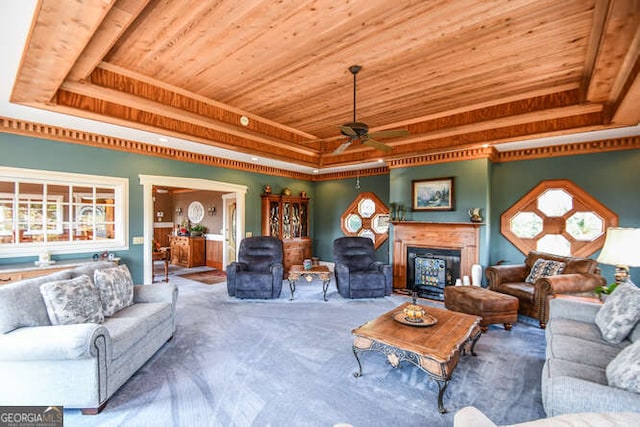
left=412, top=177, right=455, bottom=211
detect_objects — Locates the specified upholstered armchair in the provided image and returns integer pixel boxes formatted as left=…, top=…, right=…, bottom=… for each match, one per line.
left=485, top=250, right=605, bottom=328
left=227, top=236, right=284, bottom=299
left=333, top=236, right=392, bottom=298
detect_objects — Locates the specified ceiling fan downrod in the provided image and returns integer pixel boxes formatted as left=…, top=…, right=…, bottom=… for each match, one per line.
left=349, top=65, right=361, bottom=122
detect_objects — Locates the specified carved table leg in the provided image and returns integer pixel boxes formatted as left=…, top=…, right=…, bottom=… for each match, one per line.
left=322, top=278, right=330, bottom=301
left=352, top=346, right=363, bottom=378
left=436, top=380, right=449, bottom=414
left=288, top=278, right=297, bottom=300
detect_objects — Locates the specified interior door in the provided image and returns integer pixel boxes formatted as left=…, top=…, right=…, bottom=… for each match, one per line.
left=223, top=195, right=237, bottom=268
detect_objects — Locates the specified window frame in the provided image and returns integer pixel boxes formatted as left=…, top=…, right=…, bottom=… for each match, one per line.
left=500, top=179, right=618, bottom=257
left=340, top=192, right=390, bottom=249
left=0, top=166, right=129, bottom=258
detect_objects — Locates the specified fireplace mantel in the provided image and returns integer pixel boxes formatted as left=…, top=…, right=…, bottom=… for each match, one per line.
left=392, top=221, right=482, bottom=289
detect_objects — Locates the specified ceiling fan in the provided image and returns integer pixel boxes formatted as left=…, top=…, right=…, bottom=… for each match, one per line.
left=334, top=65, right=409, bottom=154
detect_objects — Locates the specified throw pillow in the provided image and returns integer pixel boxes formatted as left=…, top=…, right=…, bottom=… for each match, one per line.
left=39, top=275, right=104, bottom=325
left=595, top=281, right=640, bottom=344
left=606, top=339, right=640, bottom=393
left=525, top=258, right=566, bottom=283
left=93, top=264, right=134, bottom=316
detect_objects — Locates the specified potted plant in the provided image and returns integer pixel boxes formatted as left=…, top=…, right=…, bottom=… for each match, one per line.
left=594, top=282, right=618, bottom=302
left=189, top=223, right=206, bottom=237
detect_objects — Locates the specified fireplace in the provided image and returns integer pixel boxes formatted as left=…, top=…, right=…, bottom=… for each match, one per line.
left=392, top=221, right=481, bottom=299
left=407, top=247, right=461, bottom=300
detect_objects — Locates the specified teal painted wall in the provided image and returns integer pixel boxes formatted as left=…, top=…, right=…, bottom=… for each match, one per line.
left=389, top=159, right=492, bottom=269
left=490, top=149, right=640, bottom=284
left=0, top=133, right=313, bottom=281
left=2, top=131, right=638, bottom=284
left=313, top=174, right=390, bottom=262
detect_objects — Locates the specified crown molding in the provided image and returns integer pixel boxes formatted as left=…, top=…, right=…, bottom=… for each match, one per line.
left=1, top=116, right=638, bottom=180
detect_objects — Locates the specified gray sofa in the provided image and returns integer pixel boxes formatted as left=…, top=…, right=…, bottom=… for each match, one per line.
left=0, top=261, right=178, bottom=414
left=542, top=297, right=640, bottom=416
left=454, top=406, right=640, bottom=426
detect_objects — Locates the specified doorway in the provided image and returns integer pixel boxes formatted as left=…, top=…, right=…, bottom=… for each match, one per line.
left=139, top=174, right=247, bottom=284
left=222, top=193, right=237, bottom=266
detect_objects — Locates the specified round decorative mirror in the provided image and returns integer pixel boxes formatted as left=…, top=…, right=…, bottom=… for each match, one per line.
left=188, top=201, right=204, bottom=224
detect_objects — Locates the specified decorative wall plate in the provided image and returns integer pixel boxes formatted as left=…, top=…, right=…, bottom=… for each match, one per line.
left=188, top=201, right=204, bottom=224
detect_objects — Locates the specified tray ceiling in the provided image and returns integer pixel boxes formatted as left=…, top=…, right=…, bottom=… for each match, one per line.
left=8, top=0, right=640, bottom=171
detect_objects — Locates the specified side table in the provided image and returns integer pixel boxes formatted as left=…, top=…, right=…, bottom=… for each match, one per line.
left=287, top=264, right=332, bottom=301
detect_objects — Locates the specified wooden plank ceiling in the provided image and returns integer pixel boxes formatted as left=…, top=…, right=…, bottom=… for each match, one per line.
left=10, top=0, right=640, bottom=170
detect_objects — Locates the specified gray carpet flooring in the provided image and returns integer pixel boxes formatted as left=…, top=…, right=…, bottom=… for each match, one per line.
left=64, top=277, right=547, bottom=427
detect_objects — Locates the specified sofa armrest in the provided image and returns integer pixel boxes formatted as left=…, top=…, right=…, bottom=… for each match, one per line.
left=546, top=375, right=640, bottom=416
left=548, top=298, right=601, bottom=324
left=371, top=262, right=393, bottom=295
left=485, top=264, right=527, bottom=290
left=535, top=273, right=605, bottom=325
left=0, top=323, right=111, bottom=361
left=270, top=262, right=284, bottom=282
left=134, top=283, right=178, bottom=305
left=536, top=273, right=605, bottom=296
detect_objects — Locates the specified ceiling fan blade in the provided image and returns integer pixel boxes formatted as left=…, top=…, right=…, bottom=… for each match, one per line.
left=368, top=129, right=410, bottom=139
left=340, top=125, right=358, bottom=138
left=333, top=141, right=352, bottom=154
left=362, top=137, right=392, bottom=153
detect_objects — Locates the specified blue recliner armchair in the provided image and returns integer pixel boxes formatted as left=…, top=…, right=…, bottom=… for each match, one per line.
left=333, top=236, right=392, bottom=298
left=227, top=236, right=284, bottom=299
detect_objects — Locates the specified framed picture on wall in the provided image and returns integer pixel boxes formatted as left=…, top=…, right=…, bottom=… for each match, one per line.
left=412, top=177, right=455, bottom=211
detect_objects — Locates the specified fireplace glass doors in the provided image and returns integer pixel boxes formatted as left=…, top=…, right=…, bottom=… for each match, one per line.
left=407, top=247, right=461, bottom=300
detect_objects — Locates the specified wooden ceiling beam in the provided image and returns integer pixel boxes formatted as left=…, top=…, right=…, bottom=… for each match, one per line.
left=11, top=0, right=116, bottom=104
left=66, top=0, right=152, bottom=82
left=59, top=81, right=318, bottom=157
left=586, top=0, right=640, bottom=111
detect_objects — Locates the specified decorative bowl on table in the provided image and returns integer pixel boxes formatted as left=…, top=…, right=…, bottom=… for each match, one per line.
left=403, top=303, right=426, bottom=323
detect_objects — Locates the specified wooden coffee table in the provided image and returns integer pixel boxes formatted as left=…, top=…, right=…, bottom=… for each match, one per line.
left=287, top=264, right=332, bottom=301
left=352, top=302, right=482, bottom=413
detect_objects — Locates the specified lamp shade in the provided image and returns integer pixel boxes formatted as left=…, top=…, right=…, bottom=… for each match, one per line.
left=597, top=227, right=640, bottom=267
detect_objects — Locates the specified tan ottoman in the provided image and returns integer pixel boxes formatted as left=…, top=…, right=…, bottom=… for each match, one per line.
left=444, top=286, right=519, bottom=332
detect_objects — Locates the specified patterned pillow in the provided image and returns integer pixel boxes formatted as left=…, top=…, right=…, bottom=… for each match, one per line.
left=595, top=281, right=640, bottom=343
left=606, top=339, right=640, bottom=393
left=525, top=258, right=566, bottom=284
left=39, top=275, right=104, bottom=325
left=93, top=264, right=134, bottom=316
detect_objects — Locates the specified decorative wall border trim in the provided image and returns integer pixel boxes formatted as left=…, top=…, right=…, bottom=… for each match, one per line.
left=0, top=116, right=312, bottom=180
left=492, top=136, right=640, bottom=162
left=1, top=116, right=638, bottom=179
left=387, top=146, right=496, bottom=169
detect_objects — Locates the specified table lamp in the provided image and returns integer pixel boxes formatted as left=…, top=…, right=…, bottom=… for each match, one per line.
left=597, top=227, right=640, bottom=284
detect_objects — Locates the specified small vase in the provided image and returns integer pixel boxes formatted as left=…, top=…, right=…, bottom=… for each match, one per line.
left=471, top=264, right=482, bottom=286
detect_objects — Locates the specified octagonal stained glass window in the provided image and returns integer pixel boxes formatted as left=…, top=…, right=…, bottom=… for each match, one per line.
left=537, top=234, right=571, bottom=256
left=566, top=212, right=604, bottom=241
left=345, top=214, right=362, bottom=233
left=358, top=198, right=376, bottom=218
left=372, top=213, right=390, bottom=234
left=538, top=189, right=572, bottom=217
left=358, top=228, right=376, bottom=242
left=510, top=212, right=543, bottom=238
left=500, top=180, right=617, bottom=258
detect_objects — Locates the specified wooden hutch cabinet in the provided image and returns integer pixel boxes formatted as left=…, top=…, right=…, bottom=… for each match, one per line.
left=261, top=194, right=311, bottom=272
left=169, top=235, right=205, bottom=268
